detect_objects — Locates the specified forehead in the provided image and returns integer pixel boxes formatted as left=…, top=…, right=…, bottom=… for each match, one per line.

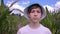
left=31, top=7, right=41, bottom=10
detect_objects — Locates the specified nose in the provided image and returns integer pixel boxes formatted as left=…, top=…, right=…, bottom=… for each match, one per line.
left=34, top=12, right=38, bottom=16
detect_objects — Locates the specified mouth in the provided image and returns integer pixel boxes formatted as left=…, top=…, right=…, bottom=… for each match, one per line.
left=33, top=18, right=38, bottom=20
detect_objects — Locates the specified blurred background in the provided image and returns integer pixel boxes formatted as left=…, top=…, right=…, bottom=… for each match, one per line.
left=0, top=0, right=60, bottom=34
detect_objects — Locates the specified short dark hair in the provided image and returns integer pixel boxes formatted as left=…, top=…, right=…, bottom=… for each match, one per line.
left=27, top=4, right=43, bottom=14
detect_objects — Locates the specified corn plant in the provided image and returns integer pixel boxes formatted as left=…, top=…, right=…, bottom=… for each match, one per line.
left=0, top=0, right=22, bottom=34
left=41, top=7, right=60, bottom=34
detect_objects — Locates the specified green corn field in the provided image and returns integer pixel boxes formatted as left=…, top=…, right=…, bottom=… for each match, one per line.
left=0, top=0, right=60, bottom=34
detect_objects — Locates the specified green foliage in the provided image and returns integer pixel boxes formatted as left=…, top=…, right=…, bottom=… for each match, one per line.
left=41, top=7, right=60, bottom=34
left=0, top=0, right=60, bottom=34
left=0, top=0, right=21, bottom=34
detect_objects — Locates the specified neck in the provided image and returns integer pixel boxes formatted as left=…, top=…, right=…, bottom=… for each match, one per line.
left=29, top=21, right=40, bottom=29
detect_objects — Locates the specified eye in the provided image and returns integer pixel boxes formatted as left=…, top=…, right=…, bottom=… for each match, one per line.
left=37, top=10, right=41, bottom=13
left=31, top=10, right=35, bottom=13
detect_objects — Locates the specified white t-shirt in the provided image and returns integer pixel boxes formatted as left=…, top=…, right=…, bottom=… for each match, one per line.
left=17, top=24, right=52, bottom=34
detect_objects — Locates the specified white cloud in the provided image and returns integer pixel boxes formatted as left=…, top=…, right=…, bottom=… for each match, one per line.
left=44, top=5, right=54, bottom=13
left=19, top=0, right=30, bottom=5
left=22, top=1, right=30, bottom=4
left=6, top=1, right=25, bottom=16
left=6, top=1, right=13, bottom=7
left=55, top=1, right=60, bottom=10
left=43, top=1, right=60, bottom=13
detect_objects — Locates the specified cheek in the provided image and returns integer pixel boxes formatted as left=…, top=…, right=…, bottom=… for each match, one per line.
left=38, top=13, right=42, bottom=18
left=28, top=13, right=34, bottom=18
left=30, top=14, right=34, bottom=18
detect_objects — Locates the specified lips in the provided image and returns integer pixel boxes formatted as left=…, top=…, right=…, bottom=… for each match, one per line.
left=33, top=18, right=38, bottom=20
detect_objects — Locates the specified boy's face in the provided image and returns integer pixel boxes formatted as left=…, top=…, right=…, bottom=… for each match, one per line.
left=28, top=8, right=42, bottom=23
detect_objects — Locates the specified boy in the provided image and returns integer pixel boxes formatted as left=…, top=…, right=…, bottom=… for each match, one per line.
left=17, top=3, right=52, bottom=34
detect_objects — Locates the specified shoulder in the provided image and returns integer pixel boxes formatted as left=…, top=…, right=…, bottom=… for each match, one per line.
left=17, top=25, right=28, bottom=34
left=40, top=24, right=52, bottom=34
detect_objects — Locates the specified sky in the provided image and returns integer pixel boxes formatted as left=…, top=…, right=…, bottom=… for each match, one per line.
left=3, top=0, right=60, bottom=15
left=0, top=0, right=1, bottom=5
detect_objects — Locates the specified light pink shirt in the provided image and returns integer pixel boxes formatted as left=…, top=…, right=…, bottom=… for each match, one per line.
left=17, top=24, right=52, bottom=34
